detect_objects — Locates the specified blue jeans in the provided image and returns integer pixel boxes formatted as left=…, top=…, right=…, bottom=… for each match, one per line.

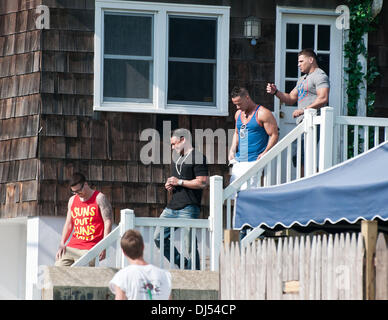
left=154, top=205, right=200, bottom=270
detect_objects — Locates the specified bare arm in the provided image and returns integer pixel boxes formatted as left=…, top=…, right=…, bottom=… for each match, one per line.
left=114, top=285, right=127, bottom=300
left=292, top=87, right=329, bottom=118
left=96, top=192, right=113, bottom=260
left=56, top=196, right=75, bottom=260
left=228, top=129, right=239, bottom=161
left=166, top=176, right=208, bottom=191
left=257, top=107, right=279, bottom=159
left=267, top=83, right=298, bottom=106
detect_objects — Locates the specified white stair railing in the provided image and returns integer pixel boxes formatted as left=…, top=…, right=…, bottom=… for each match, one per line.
left=71, top=205, right=223, bottom=271
left=334, top=115, right=388, bottom=164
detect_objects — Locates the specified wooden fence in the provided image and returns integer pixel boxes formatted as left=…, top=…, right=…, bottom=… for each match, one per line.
left=220, top=233, right=365, bottom=300
left=376, top=233, right=388, bottom=299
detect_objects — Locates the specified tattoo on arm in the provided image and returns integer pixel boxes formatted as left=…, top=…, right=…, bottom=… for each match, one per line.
left=98, top=194, right=113, bottom=221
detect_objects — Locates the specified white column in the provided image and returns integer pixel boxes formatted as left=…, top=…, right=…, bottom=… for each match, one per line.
left=120, top=209, right=135, bottom=268
left=209, top=175, right=223, bottom=271
left=304, top=108, right=316, bottom=177
left=319, top=107, right=334, bottom=171
left=25, top=217, right=40, bottom=300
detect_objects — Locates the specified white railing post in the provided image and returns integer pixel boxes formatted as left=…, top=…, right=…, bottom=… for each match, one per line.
left=319, top=107, right=334, bottom=172
left=304, top=108, right=316, bottom=177
left=209, top=175, right=223, bottom=271
left=120, top=209, right=135, bottom=268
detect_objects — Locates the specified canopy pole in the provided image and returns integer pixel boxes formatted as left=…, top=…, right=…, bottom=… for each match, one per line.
left=361, top=220, right=378, bottom=300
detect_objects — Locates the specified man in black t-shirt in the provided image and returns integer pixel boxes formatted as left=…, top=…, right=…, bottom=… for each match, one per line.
left=154, top=129, right=208, bottom=270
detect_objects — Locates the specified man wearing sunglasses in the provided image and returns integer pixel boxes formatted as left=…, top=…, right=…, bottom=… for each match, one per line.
left=229, top=86, right=279, bottom=188
left=55, top=172, right=113, bottom=266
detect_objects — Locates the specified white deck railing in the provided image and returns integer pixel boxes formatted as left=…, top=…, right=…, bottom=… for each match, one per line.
left=72, top=180, right=223, bottom=271
left=212, top=107, right=388, bottom=242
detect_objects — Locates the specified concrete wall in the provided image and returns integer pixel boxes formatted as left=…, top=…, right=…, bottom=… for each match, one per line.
left=42, top=266, right=219, bottom=300
left=25, top=216, right=65, bottom=299
left=0, top=218, right=27, bottom=299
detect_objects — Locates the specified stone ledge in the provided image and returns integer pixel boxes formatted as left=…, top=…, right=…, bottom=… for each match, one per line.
left=42, top=266, right=219, bottom=300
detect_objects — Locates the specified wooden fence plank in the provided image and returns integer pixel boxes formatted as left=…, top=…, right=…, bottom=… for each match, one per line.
left=267, top=239, right=276, bottom=299
left=332, top=234, right=340, bottom=300
left=376, top=233, right=388, bottom=300
left=235, top=242, right=241, bottom=300
left=338, top=233, right=345, bottom=300
left=356, top=233, right=364, bottom=300
left=344, top=233, right=351, bottom=300
left=241, top=242, right=246, bottom=299
left=292, top=236, right=299, bottom=300
left=315, top=235, right=322, bottom=300
left=309, top=235, right=316, bottom=300
left=321, top=234, right=328, bottom=300
left=219, top=232, right=367, bottom=300
left=349, top=233, right=357, bottom=300
left=257, top=239, right=266, bottom=300
left=327, top=234, right=334, bottom=300
left=304, top=236, right=311, bottom=300
left=247, top=241, right=256, bottom=300
left=275, top=238, right=282, bottom=300
left=299, top=236, right=305, bottom=299
left=281, top=237, right=289, bottom=300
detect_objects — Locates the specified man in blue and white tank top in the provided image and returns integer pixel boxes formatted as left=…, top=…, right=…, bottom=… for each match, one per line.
left=228, top=87, right=279, bottom=188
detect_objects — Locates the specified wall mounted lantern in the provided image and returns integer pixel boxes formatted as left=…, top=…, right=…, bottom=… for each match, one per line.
left=244, top=16, right=261, bottom=45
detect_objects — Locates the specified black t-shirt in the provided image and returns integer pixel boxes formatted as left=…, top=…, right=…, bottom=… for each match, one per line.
left=167, top=149, right=208, bottom=210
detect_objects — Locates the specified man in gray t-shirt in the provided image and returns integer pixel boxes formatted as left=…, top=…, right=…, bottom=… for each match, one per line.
left=266, top=48, right=330, bottom=173
left=266, top=48, right=330, bottom=124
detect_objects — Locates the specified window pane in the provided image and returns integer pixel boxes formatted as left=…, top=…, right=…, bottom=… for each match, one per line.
left=286, top=52, right=298, bottom=78
left=317, top=54, right=330, bottom=76
left=285, top=81, right=297, bottom=106
left=169, top=16, right=216, bottom=59
left=168, top=62, right=215, bottom=104
left=318, top=25, right=330, bottom=51
left=286, top=24, right=299, bottom=49
left=103, top=59, right=152, bottom=100
left=302, top=24, right=315, bottom=49
left=104, top=13, right=152, bottom=56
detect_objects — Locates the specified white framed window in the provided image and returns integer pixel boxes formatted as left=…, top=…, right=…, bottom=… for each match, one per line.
left=94, top=0, right=230, bottom=116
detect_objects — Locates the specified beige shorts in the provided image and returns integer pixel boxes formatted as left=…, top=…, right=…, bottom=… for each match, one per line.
left=55, top=246, right=95, bottom=267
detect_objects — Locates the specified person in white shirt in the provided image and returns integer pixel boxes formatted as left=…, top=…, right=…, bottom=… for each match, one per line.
left=109, top=229, right=172, bottom=300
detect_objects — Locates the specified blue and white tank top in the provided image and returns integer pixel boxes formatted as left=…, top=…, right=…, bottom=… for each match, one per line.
left=235, top=105, right=269, bottom=162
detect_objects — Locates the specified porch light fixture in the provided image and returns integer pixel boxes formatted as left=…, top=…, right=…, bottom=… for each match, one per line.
left=244, top=16, right=261, bottom=45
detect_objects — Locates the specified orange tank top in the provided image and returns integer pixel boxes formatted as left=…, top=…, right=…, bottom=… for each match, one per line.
left=67, top=191, right=104, bottom=250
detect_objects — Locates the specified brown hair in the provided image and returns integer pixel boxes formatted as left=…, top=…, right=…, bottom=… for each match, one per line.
left=120, top=229, right=144, bottom=259
left=298, top=48, right=318, bottom=61
left=70, top=172, right=86, bottom=187
left=230, top=86, right=249, bottom=99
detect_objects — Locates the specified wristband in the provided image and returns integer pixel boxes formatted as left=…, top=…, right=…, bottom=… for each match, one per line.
left=273, top=89, right=278, bottom=96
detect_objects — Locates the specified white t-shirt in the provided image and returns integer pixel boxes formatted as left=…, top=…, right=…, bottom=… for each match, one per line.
left=109, top=264, right=172, bottom=300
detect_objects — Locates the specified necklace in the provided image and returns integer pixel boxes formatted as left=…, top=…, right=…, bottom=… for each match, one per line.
left=175, top=148, right=193, bottom=176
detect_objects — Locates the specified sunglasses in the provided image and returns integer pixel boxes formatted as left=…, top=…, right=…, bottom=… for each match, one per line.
left=240, top=124, right=247, bottom=138
left=71, top=182, right=85, bottom=195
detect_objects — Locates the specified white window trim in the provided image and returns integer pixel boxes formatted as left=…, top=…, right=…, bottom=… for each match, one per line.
left=94, top=0, right=230, bottom=116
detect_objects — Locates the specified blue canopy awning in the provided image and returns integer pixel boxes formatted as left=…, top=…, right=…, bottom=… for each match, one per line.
left=234, top=141, right=388, bottom=230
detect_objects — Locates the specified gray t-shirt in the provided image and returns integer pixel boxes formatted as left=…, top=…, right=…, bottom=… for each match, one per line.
left=294, top=68, right=330, bottom=124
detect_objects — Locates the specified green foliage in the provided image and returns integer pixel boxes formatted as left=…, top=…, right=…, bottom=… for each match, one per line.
left=344, top=0, right=380, bottom=157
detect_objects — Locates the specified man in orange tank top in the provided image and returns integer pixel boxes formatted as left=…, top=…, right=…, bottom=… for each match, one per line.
left=55, top=172, right=113, bottom=266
